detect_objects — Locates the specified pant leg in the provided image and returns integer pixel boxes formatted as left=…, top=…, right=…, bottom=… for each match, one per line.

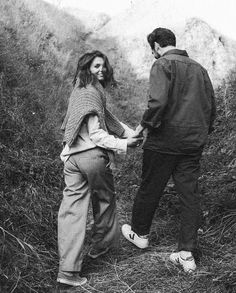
left=131, top=150, right=176, bottom=235
left=172, top=154, right=202, bottom=251
left=58, top=155, right=90, bottom=272
left=83, top=149, right=119, bottom=249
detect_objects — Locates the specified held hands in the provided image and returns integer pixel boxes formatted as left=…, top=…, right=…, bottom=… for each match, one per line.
left=127, top=124, right=145, bottom=148
left=127, top=135, right=143, bottom=148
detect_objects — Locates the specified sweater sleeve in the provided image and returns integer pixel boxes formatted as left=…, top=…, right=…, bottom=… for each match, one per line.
left=87, top=115, right=127, bottom=154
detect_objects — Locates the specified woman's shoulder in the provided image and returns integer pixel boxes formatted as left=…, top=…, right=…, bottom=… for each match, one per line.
left=69, top=84, right=104, bottom=108
left=73, top=83, right=101, bottom=96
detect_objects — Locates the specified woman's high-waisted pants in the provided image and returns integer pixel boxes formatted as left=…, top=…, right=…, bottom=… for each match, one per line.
left=58, top=148, right=119, bottom=272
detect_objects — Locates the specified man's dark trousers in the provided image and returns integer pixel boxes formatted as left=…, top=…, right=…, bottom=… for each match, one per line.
left=131, top=149, right=202, bottom=251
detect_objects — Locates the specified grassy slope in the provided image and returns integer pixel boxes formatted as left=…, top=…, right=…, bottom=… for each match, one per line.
left=55, top=81, right=236, bottom=293
left=0, top=1, right=90, bottom=292
left=73, top=81, right=236, bottom=293
left=0, top=1, right=236, bottom=292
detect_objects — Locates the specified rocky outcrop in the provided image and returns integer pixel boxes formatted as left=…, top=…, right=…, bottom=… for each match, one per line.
left=180, top=18, right=236, bottom=85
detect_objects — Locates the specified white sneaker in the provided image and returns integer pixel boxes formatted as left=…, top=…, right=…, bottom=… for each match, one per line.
left=169, top=251, right=196, bottom=273
left=121, top=224, right=149, bottom=249
left=57, top=271, right=87, bottom=286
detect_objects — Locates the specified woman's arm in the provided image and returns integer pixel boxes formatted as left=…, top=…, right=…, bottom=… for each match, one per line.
left=87, top=115, right=142, bottom=153
left=87, top=114, right=128, bottom=154
left=119, top=122, right=136, bottom=138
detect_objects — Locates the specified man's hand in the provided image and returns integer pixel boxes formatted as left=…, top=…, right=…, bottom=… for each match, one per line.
left=134, top=124, right=145, bottom=137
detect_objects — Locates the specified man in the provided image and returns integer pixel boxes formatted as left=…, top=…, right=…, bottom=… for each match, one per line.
left=122, top=27, right=216, bottom=273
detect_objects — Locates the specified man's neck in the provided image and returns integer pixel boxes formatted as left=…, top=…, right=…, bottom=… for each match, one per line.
left=160, top=46, right=176, bottom=56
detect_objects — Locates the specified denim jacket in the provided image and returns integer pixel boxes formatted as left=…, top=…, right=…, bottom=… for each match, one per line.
left=142, top=49, right=216, bottom=155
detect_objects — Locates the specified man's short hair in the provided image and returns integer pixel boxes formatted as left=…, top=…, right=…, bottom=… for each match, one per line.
left=147, top=27, right=176, bottom=49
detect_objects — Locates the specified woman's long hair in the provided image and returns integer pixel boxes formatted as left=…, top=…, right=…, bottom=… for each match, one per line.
left=72, top=50, right=116, bottom=88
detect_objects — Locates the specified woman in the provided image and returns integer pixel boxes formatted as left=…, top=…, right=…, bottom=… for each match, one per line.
left=57, top=50, right=141, bottom=287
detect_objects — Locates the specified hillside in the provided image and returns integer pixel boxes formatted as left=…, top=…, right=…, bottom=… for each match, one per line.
left=0, top=1, right=90, bottom=291
left=90, top=0, right=236, bottom=86
left=63, top=7, right=110, bottom=32
left=0, top=0, right=90, bottom=72
left=0, top=0, right=235, bottom=292
left=0, top=0, right=96, bottom=146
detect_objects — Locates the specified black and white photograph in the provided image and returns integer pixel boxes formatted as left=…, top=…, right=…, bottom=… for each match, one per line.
left=0, top=0, right=235, bottom=292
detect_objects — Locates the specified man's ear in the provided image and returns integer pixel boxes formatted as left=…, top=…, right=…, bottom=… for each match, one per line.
left=154, top=42, right=160, bottom=51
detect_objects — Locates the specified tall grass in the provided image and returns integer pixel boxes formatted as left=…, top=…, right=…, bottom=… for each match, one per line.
left=0, top=1, right=85, bottom=291
left=0, top=0, right=236, bottom=292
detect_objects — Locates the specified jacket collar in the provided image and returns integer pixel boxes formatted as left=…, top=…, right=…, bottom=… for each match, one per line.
left=163, top=49, right=188, bottom=57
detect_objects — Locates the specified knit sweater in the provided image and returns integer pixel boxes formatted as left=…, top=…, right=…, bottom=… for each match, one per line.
left=61, top=82, right=125, bottom=147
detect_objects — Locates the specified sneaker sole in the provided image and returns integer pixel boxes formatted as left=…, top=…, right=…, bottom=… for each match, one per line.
left=57, top=277, right=87, bottom=286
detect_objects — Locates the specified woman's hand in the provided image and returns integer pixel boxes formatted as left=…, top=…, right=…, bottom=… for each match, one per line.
left=127, top=135, right=143, bottom=148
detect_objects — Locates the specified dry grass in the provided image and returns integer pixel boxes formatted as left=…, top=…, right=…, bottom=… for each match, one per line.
left=0, top=0, right=236, bottom=292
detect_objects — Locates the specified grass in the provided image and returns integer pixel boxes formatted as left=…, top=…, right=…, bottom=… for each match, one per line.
left=0, top=0, right=236, bottom=292
left=2, top=85, right=235, bottom=292
left=1, top=72, right=236, bottom=293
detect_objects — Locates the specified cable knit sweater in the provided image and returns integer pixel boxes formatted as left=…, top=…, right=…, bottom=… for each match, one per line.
left=61, top=82, right=125, bottom=147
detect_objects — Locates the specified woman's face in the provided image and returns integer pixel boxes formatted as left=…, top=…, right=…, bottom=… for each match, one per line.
left=90, top=57, right=106, bottom=81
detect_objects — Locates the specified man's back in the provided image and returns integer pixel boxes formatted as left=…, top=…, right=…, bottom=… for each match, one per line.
left=142, top=49, right=216, bottom=155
